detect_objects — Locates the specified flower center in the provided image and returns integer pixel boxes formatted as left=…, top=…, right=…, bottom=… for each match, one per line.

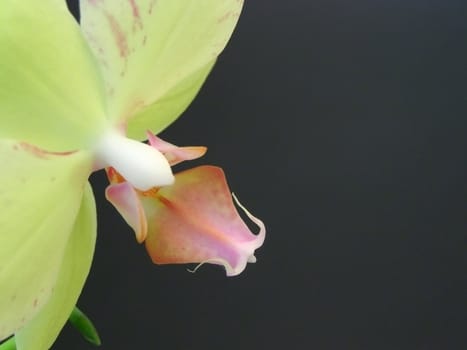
left=94, top=130, right=174, bottom=191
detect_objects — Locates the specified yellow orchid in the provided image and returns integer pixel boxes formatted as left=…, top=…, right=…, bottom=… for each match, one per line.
left=0, top=1, right=264, bottom=349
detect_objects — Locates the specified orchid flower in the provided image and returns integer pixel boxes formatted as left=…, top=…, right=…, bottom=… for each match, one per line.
left=0, top=1, right=264, bottom=349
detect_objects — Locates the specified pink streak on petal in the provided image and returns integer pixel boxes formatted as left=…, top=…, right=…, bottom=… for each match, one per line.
left=146, top=131, right=206, bottom=166
left=144, top=166, right=265, bottom=276
left=128, top=0, right=141, bottom=20
left=106, top=182, right=148, bottom=243
left=127, top=0, right=144, bottom=31
left=105, top=12, right=129, bottom=58
left=16, top=142, right=76, bottom=159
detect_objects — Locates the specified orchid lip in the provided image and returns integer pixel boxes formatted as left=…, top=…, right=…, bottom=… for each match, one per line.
left=94, top=129, right=174, bottom=191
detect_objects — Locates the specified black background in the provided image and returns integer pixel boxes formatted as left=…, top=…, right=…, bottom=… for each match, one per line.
left=57, top=1, right=467, bottom=349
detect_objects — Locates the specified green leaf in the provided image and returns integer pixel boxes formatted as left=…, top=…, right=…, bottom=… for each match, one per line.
left=15, top=184, right=97, bottom=350
left=69, top=306, right=101, bottom=346
left=0, top=337, right=16, bottom=350
left=0, top=0, right=107, bottom=151
left=0, top=141, right=92, bottom=342
left=80, top=0, right=244, bottom=138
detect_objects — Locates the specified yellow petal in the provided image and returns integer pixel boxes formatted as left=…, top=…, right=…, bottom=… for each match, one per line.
left=0, top=0, right=107, bottom=151
left=15, top=184, right=97, bottom=350
left=0, top=140, right=91, bottom=340
left=80, top=0, right=244, bottom=138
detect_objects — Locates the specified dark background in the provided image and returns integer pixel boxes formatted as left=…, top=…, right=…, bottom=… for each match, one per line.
left=57, top=1, right=467, bottom=349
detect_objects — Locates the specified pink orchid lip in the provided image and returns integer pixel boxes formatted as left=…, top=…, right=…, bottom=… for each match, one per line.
left=106, top=163, right=265, bottom=276
left=104, top=134, right=265, bottom=276
left=144, top=165, right=265, bottom=276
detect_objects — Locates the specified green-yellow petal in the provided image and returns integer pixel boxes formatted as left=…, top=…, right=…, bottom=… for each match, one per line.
left=0, top=140, right=92, bottom=341
left=127, top=60, right=215, bottom=139
left=80, top=0, right=244, bottom=138
left=0, top=0, right=107, bottom=151
left=15, top=184, right=97, bottom=350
